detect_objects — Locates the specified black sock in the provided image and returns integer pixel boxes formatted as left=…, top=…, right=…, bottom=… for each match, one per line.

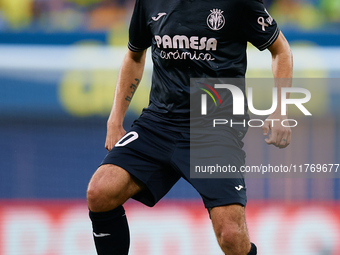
left=247, top=243, right=257, bottom=255
left=89, top=206, right=130, bottom=255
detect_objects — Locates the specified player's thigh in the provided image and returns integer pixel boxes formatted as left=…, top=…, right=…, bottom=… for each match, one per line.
left=87, top=164, right=145, bottom=211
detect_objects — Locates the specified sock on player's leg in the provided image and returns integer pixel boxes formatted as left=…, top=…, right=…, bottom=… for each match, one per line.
left=89, top=205, right=130, bottom=255
left=247, top=243, right=257, bottom=255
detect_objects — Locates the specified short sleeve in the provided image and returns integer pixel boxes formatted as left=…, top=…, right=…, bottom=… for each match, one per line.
left=128, top=0, right=152, bottom=52
left=241, top=0, right=280, bottom=51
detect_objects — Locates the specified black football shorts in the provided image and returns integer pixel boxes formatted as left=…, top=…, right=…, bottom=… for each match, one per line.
left=101, top=112, right=247, bottom=208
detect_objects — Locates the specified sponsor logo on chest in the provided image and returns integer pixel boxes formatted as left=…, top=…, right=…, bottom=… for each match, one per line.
left=152, top=9, right=225, bottom=61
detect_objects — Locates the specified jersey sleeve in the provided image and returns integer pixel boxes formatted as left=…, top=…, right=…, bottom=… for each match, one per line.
left=128, top=0, right=152, bottom=52
left=240, top=0, right=280, bottom=51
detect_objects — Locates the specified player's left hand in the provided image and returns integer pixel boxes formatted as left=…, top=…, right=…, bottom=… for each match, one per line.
left=262, top=114, right=291, bottom=149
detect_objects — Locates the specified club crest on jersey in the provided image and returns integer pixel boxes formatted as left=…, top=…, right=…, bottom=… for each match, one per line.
left=207, top=9, right=225, bottom=31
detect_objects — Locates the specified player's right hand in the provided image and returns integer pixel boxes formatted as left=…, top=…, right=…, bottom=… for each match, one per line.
left=105, top=123, right=126, bottom=151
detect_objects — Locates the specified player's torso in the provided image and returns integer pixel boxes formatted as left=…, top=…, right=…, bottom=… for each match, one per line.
left=137, top=0, right=251, bottom=121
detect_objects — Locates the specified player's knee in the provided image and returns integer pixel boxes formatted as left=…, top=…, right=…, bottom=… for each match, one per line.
left=217, top=224, right=249, bottom=254
left=87, top=164, right=142, bottom=212
left=86, top=182, right=111, bottom=212
left=86, top=166, right=123, bottom=212
left=217, top=226, right=237, bottom=250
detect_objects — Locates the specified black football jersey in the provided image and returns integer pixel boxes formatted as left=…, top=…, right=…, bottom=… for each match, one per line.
left=128, top=0, right=279, bottom=123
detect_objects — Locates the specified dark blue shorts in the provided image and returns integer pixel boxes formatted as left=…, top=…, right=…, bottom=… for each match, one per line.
left=101, top=113, right=247, bottom=208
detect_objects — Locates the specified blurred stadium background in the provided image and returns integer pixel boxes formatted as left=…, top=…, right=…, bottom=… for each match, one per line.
left=0, top=0, right=340, bottom=254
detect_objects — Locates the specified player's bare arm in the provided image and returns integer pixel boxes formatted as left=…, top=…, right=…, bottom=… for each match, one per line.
left=105, top=49, right=147, bottom=151
left=263, top=31, right=293, bottom=149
